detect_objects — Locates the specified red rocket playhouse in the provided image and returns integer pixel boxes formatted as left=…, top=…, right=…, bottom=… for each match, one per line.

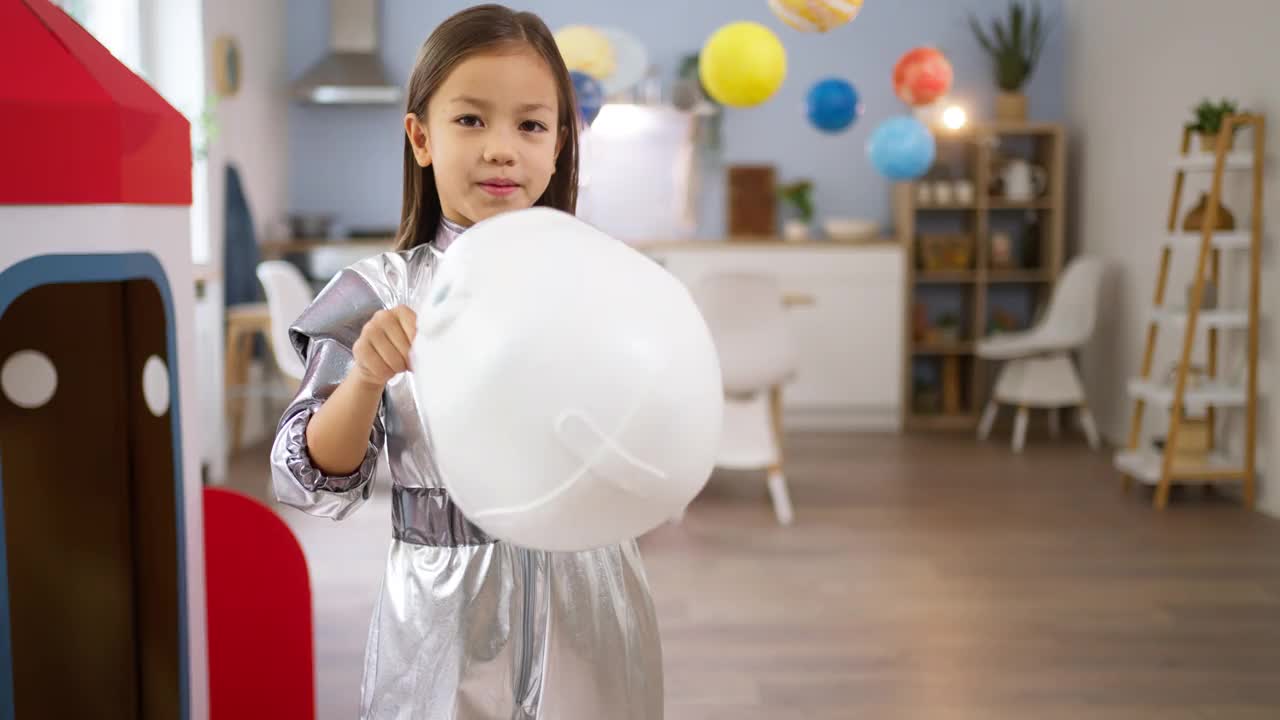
left=0, top=0, right=207, bottom=717
left=1, top=2, right=319, bottom=718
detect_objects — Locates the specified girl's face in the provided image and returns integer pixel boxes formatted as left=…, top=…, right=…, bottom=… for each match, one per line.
left=405, top=46, right=563, bottom=227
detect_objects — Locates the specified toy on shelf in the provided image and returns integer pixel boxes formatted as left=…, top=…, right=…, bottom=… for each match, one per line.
left=988, top=308, right=1020, bottom=335
left=932, top=313, right=962, bottom=344
left=919, top=233, right=975, bottom=271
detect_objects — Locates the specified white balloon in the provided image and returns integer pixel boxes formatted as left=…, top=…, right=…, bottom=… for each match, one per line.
left=410, top=207, right=723, bottom=552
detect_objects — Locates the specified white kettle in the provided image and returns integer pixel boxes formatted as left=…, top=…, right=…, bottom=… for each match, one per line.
left=1001, top=158, right=1048, bottom=202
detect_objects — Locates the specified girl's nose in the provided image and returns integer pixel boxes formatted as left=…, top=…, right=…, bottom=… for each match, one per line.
left=483, top=132, right=517, bottom=166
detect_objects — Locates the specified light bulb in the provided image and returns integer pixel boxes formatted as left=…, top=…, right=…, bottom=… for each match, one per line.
left=942, top=105, right=968, bottom=130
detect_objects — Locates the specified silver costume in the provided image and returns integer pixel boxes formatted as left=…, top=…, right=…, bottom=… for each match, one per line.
left=270, top=220, right=664, bottom=719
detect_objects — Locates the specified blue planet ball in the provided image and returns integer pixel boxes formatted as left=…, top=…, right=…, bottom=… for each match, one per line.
left=570, top=71, right=604, bottom=126
left=806, top=78, right=861, bottom=133
left=866, top=115, right=936, bottom=180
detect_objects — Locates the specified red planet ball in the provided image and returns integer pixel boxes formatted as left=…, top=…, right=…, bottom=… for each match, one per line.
left=893, top=47, right=953, bottom=106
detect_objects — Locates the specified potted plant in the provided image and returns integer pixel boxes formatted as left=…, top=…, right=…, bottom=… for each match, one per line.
left=1186, top=98, right=1240, bottom=153
left=676, top=53, right=723, bottom=153
left=777, top=180, right=814, bottom=242
left=969, top=1, right=1052, bottom=122
left=935, top=313, right=961, bottom=344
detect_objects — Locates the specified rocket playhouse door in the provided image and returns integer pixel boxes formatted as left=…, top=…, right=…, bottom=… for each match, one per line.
left=0, top=275, right=182, bottom=718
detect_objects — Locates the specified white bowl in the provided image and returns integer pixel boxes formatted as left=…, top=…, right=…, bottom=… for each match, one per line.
left=824, top=218, right=879, bottom=243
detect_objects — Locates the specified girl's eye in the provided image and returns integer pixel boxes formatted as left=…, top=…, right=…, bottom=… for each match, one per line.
left=456, top=115, right=483, bottom=128
left=520, top=120, right=549, bottom=133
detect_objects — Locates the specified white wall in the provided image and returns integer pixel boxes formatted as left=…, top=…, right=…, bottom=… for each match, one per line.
left=204, top=0, right=289, bottom=260
left=201, top=0, right=291, bottom=475
left=1065, top=0, right=1280, bottom=513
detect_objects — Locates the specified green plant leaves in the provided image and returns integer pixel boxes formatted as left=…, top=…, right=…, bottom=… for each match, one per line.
left=777, top=181, right=815, bottom=222
left=969, top=1, right=1051, bottom=93
left=1186, top=98, right=1241, bottom=134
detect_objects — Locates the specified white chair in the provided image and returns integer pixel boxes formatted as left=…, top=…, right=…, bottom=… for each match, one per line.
left=255, top=260, right=314, bottom=381
left=225, top=261, right=315, bottom=453
left=977, top=256, right=1106, bottom=453
left=691, top=273, right=799, bottom=525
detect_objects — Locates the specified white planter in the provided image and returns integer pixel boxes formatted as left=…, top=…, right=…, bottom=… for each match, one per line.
left=783, top=219, right=810, bottom=242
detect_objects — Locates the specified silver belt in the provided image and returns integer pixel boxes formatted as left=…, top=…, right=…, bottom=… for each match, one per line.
left=391, top=486, right=495, bottom=546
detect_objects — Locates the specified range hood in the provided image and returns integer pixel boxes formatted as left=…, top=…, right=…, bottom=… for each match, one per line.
left=292, top=0, right=400, bottom=105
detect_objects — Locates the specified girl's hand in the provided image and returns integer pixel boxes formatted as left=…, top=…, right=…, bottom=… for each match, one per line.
left=352, top=305, right=418, bottom=388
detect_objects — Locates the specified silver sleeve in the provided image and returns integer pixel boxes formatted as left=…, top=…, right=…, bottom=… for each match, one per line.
left=269, top=268, right=387, bottom=520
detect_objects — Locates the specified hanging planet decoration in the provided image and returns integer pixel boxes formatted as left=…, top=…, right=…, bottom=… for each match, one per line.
left=554, top=25, right=617, bottom=81
left=867, top=115, right=936, bottom=181
left=892, top=47, right=953, bottom=107
left=806, top=77, right=861, bottom=133
left=768, top=0, right=863, bottom=33
left=698, top=21, right=787, bottom=108
left=555, top=25, right=649, bottom=98
left=570, top=71, right=604, bottom=126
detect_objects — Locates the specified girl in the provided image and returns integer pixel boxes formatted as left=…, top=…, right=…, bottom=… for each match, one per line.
left=270, top=5, right=663, bottom=718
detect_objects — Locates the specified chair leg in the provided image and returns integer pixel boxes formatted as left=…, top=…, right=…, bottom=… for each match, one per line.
left=224, top=326, right=249, bottom=454
left=766, top=467, right=794, bottom=526
left=766, top=385, right=794, bottom=526
left=978, top=399, right=998, bottom=441
left=1012, top=406, right=1030, bottom=453
left=1048, top=407, right=1061, bottom=439
left=1078, top=405, right=1101, bottom=450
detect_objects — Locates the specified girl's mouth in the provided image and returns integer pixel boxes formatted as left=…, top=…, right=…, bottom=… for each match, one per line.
left=479, top=179, right=519, bottom=197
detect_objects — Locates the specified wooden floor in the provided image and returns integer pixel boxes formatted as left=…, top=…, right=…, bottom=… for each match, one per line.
left=227, top=431, right=1280, bottom=719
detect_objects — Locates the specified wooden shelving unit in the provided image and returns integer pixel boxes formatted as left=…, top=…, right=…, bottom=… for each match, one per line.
left=1115, top=114, right=1265, bottom=509
left=895, top=122, right=1067, bottom=430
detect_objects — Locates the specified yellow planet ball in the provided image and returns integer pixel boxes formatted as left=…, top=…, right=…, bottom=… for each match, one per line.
left=768, top=0, right=863, bottom=33
left=698, top=21, right=787, bottom=108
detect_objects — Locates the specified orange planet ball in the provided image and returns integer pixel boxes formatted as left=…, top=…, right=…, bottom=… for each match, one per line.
left=893, top=47, right=953, bottom=106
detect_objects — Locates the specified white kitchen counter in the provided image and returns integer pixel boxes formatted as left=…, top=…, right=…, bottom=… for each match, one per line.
left=642, top=240, right=905, bottom=432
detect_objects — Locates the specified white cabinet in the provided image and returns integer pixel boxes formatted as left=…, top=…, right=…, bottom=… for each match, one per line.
left=643, top=242, right=905, bottom=431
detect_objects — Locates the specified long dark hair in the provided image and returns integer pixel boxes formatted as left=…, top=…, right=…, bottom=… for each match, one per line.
left=395, top=4, right=580, bottom=251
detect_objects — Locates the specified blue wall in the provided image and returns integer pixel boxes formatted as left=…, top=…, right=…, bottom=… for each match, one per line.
left=287, top=0, right=1065, bottom=237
